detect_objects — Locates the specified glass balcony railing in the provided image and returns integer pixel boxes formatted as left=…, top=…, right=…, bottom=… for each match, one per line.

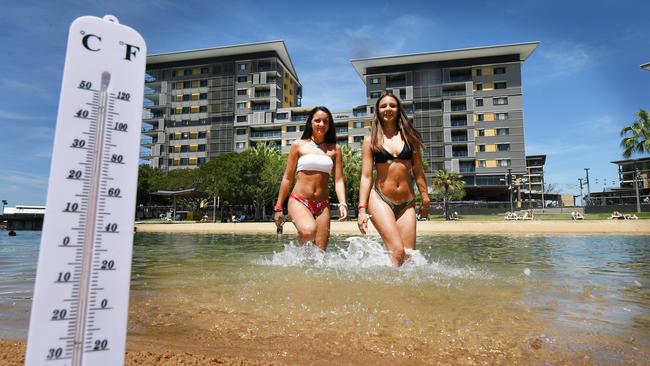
left=250, top=131, right=281, bottom=138
left=335, top=127, right=348, bottom=134
left=450, top=105, right=467, bottom=112
left=451, top=120, right=467, bottom=127
left=443, top=90, right=465, bottom=97
left=451, top=136, right=468, bottom=142
left=459, top=167, right=475, bottom=173
left=254, top=92, right=271, bottom=97
left=449, top=75, right=472, bottom=82
left=291, top=115, right=308, bottom=122
left=452, top=151, right=468, bottom=157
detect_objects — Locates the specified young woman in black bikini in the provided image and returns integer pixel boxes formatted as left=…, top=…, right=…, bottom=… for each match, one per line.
left=357, top=93, right=430, bottom=266
left=274, top=106, right=348, bottom=250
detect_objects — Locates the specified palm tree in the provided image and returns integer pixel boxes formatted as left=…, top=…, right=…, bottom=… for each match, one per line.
left=620, top=109, right=650, bottom=158
left=430, top=169, right=465, bottom=220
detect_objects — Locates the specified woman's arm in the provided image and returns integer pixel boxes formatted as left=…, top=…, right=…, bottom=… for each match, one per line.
left=357, top=138, right=374, bottom=234
left=411, top=147, right=431, bottom=219
left=274, top=142, right=299, bottom=227
left=333, top=145, right=347, bottom=220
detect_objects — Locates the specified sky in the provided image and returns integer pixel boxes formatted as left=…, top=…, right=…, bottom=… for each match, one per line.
left=1, top=0, right=649, bottom=206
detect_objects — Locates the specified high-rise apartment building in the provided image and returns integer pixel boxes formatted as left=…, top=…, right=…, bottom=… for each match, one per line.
left=141, top=41, right=302, bottom=169
left=351, top=42, right=539, bottom=200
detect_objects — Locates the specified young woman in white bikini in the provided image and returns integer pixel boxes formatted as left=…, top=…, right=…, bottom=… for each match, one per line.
left=274, top=106, right=347, bottom=250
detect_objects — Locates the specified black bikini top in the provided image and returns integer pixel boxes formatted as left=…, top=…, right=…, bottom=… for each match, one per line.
left=373, top=142, right=412, bottom=164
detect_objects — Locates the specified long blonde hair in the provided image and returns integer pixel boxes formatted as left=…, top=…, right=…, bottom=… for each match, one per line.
left=370, top=93, right=424, bottom=154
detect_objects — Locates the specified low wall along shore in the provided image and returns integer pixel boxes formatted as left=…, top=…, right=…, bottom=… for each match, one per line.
left=136, top=220, right=650, bottom=235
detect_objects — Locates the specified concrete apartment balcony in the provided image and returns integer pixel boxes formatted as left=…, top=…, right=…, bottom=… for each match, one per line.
left=142, top=128, right=163, bottom=136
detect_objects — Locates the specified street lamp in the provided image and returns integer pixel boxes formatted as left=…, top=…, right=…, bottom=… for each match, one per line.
left=1, top=200, right=7, bottom=215
left=634, top=168, right=641, bottom=213
left=578, top=178, right=584, bottom=206
left=507, top=168, right=514, bottom=212
left=584, top=168, right=591, bottom=205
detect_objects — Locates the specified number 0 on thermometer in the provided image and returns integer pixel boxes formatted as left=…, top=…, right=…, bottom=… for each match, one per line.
left=25, top=15, right=146, bottom=366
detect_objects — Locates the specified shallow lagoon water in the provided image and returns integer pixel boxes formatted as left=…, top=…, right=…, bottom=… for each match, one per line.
left=1, top=231, right=649, bottom=364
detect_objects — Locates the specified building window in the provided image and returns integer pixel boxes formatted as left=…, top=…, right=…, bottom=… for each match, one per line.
left=286, top=125, right=296, bottom=132
left=475, top=68, right=482, bottom=76
left=478, top=160, right=487, bottom=168
left=497, top=143, right=510, bottom=152
left=236, top=115, right=248, bottom=122
left=370, top=91, right=381, bottom=98
left=476, top=98, right=484, bottom=107
left=180, top=145, right=189, bottom=152
left=198, top=144, right=206, bottom=152
left=498, top=159, right=511, bottom=167
left=353, top=136, right=364, bottom=142
left=276, top=113, right=288, bottom=120
left=286, top=139, right=293, bottom=146
left=180, top=158, right=189, bottom=166
left=494, top=82, right=507, bottom=89
left=237, top=89, right=247, bottom=96
left=299, top=125, right=305, bottom=131
left=236, top=142, right=246, bottom=149
left=236, top=128, right=247, bottom=135
left=476, top=114, right=484, bottom=122
left=183, top=69, right=192, bottom=76
left=201, top=67, right=209, bottom=74
left=168, top=159, right=173, bottom=166
left=238, top=63, right=246, bottom=71
left=168, top=146, right=173, bottom=153
left=496, top=128, right=509, bottom=136
left=237, top=76, right=247, bottom=83
left=183, top=81, right=191, bottom=88
left=476, top=83, right=483, bottom=91
left=236, top=102, right=247, bottom=110
left=198, top=157, right=206, bottom=165
left=370, top=77, right=380, bottom=84
left=477, top=145, right=486, bottom=152
left=493, top=97, right=508, bottom=105
left=198, top=131, right=207, bottom=139
left=200, top=80, right=208, bottom=87
left=496, top=112, right=508, bottom=120
left=477, top=129, right=485, bottom=137
left=181, top=132, right=189, bottom=139
left=200, top=93, right=208, bottom=100
left=493, top=67, right=506, bottom=75
left=353, top=121, right=364, bottom=129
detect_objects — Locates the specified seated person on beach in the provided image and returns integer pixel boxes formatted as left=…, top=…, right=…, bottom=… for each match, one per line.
left=624, top=213, right=638, bottom=220
left=610, top=211, right=623, bottom=219
left=504, top=211, right=517, bottom=220
left=274, top=106, right=348, bottom=251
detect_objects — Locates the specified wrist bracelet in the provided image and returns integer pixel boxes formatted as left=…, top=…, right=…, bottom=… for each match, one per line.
left=357, top=204, right=367, bottom=209
left=273, top=204, right=283, bottom=212
left=338, top=203, right=348, bottom=208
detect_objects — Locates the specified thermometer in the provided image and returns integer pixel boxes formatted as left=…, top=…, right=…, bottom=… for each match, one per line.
left=25, top=15, right=146, bottom=366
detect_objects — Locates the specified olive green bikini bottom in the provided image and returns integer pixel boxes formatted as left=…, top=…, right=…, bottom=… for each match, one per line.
left=373, top=186, right=415, bottom=217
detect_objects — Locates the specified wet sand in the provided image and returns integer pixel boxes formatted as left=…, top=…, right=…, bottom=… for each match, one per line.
left=136, top=219, right=650, bottom=235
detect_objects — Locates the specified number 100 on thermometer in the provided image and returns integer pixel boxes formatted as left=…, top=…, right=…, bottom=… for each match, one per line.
left=26, top=15, right=146, bottom=366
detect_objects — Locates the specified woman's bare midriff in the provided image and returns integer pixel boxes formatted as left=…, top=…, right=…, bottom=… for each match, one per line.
left=374, top=161, right=414, bottom=202
left=292, top=171, right=330, bottom=201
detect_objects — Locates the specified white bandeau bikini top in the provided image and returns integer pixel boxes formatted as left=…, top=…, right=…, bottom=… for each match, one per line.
left=296, top=154, right=333, bottom=174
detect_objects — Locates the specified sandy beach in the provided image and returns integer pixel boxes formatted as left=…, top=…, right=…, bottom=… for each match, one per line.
left=135, top=219, right=650, bottom=235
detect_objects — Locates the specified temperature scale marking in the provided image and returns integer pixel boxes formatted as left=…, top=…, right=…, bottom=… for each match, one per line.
left=25, top=15, right=146, bottom=366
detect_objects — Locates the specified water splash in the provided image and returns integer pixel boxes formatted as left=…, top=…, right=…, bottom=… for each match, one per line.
left=256, top=236, right=489, bottom=282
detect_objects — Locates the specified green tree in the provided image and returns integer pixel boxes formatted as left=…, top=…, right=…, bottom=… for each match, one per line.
left=430, top=169, right=465, bottom=220
left=136, top=165, right=165, bottom=205
left=244, top=142, right=285, bottom=219
left=620, top=109, right=650, bottom=158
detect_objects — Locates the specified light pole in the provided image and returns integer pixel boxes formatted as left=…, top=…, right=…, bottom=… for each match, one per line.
left=507, top=168, right=513, bottom=212
left=1, top=200, right=7, bottom=215
left=584, top=168, right=591, bottom=205
left=634, top=168, right=641, bottom=213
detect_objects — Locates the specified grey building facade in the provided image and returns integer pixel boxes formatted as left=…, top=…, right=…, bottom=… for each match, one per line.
left=141, top=41, right=302, bottom=170
left=351, top=42, right=539, bottom=200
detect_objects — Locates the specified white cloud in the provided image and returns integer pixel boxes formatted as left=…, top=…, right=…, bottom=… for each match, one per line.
left=0, top=78, right=57, bottom=102
left=0, top=170, right=48, bottom=189
left=527, top=42, right=598, bottom=84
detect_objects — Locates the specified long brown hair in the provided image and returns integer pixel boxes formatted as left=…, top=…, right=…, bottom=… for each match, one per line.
left=370, top=93, right=424, bottom=153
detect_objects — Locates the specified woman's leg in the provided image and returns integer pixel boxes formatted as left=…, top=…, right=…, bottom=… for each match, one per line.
left=313, top=207, right=331, bottom=251
left=396, top=206, right=417, bottom=251
left=368, top=189, right=406, bottom=266
left=288, top=197, right=318, bottom=245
